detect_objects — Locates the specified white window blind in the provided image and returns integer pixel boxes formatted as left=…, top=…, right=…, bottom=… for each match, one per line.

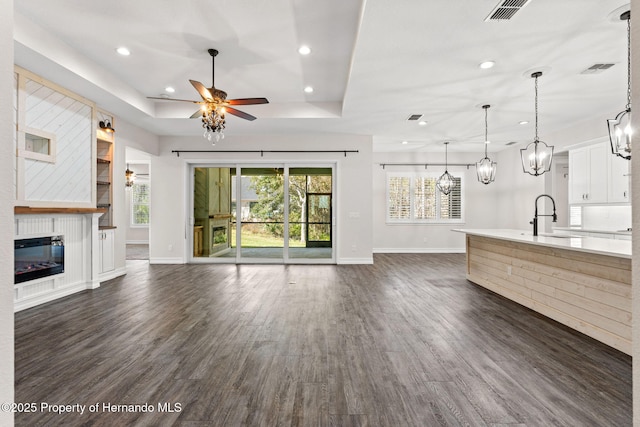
left=131, top=181, right=150, bottom=226
left=388, top=176, right=411, bottom=220
left=386, top=173, right=464, bottom=223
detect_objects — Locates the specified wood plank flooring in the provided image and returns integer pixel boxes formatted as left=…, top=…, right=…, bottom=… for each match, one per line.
left=15, top=254, right=631, bottom=426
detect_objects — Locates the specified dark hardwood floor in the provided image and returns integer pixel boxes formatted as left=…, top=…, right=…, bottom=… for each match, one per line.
left=15, top=254, right=631, bottom=426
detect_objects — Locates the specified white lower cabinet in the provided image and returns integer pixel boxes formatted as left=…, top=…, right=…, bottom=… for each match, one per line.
left=99, top=228, right=115, bottom=274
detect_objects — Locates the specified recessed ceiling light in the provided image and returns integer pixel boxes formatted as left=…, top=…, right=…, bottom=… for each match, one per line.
left=304, top=86, right=314, bottom=93
left=519, top=120, right=529, bottom=125
left=479, top=60, right=495, bottom=69
left=298, top=45, right=311, bottom=55
left=165, top=86, right=175, bottom=93
left=418, top=120, right=427, bottom=126
left=116, top=47, right=131, bottom=56
left=402, top=140, right=408, bottom=145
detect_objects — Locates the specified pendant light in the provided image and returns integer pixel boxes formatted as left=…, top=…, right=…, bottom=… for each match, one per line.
left=520, top=71, right=554, bottom=176
left=125, top=164, right=136, bottom=187
left=607, top=11, right=632, bottom=160
left=436, top=142, right=457, bottom=195
left=476, top=104, right=497, bottom=184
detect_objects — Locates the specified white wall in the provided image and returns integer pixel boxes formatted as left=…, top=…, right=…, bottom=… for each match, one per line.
left=372, top=151, right=501, bottom=252
left=630, top=1, right=640, bottom=425
left=110, top=119, right=158, bottom=268
left=0, top=0, right=15, bottom=423
left=150, top=133, right=373, bottom=264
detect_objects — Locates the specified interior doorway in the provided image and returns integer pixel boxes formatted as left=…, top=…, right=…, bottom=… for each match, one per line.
left=125, top=148, right=151, bottom=261
left=190, top=163, right=335, bottom=264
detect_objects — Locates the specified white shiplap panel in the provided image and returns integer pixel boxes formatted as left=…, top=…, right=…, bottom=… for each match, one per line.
left=23, top=78, right=92, bottom=204
left=16, top=217, right=54, bottom=236
left=23, top=279, right=55, bottom=297
left=55, top=216, right=85, bottom=286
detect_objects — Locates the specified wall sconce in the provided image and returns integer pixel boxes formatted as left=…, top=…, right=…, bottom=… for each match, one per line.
left=125, top=165, right=136, bottom=187
left=99, top=120, right=115, bottom=133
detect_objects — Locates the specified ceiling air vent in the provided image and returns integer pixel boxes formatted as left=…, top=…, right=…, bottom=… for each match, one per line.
left=407, top=114, right=423, bottom=121
left=580, top=63, right=615, bottom=74
left=485, top=0, right=532, bottom=21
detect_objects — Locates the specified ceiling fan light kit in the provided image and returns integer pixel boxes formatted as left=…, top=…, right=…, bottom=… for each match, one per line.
left=147, top=48, right=268, bottom=144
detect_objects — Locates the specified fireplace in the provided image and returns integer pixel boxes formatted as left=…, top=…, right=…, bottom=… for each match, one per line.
left=15, top=236, right=65, bottom=284
left=210, top=221, right=230, bottom=255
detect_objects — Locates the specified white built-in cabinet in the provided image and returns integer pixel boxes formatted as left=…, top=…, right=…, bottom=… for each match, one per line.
left=569, top=141, right=628, bottom=204
left=98, top=228, right=115, bottom=275
left=96, top=111, right=117, bottom=279
left=608, top=153, right=631, bottom=203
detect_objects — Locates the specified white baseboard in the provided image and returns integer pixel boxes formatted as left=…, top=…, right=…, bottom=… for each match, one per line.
left=373, top=247, right=466, bottom=254
left=126, top=240, right=149, bottom=245
left=99, top=267, right=127, bottom=283
left=338, top=257, right=374, bottom=265
left=15, top=281, right=96, bottom=312
left=149, top=257, right=184, bottom=265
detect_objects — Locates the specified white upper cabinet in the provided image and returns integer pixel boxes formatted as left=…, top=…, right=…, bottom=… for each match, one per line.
left=569, top=141, right=608, bottom=204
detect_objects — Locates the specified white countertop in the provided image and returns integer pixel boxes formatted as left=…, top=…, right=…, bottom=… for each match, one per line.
left=453, top=229, right=631, bottom=259
left=552, top=226, right=632, bottom=236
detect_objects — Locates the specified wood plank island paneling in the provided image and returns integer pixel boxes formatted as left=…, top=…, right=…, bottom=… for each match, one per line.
left=465, top=234, right=631, bottom=354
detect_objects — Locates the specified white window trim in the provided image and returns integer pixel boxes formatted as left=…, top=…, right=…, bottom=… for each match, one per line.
left=130, top=179, right=150, bottom=228
left=385, top=172, right=465, bottom=224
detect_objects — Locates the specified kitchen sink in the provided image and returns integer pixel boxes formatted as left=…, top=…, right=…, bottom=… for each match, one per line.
left=521, top=232, right=584, bottom=238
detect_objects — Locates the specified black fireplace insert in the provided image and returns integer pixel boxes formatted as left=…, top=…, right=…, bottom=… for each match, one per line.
left=14, top=236, right=64, bottom=284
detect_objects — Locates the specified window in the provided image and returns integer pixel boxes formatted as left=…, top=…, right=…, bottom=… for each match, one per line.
left=131, top=181, right=150, bottom=226
left=386, top=173, right=463, bottom=223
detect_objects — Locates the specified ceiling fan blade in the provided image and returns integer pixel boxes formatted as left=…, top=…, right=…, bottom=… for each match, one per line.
left=147, top=96, right=202, bottom=103
left=227, top=98, right=269, bottom=106
left=225, top=107, right=257, bottom=121
left=189, top=80, right=214, bottom=101
left=190, top=109, right=204, bottom=119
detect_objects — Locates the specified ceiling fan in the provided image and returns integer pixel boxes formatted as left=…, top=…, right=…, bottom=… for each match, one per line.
left=148, top=48, right=269, bottom=142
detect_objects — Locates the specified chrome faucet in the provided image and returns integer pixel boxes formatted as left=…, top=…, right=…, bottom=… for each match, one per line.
left=530, top=194, right=557, bottom=236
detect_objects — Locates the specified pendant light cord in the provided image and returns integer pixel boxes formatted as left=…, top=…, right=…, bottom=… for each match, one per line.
left=444, top=142, right=449, bottom=170
left=484, top=106, right=489, bottom=157
left=534, top=74, right=539, bottom=142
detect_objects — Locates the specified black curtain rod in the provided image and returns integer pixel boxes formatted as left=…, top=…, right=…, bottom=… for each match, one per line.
left=171, top=150, right=359, bottom=157
left=379, top=162, right=496, bottom=170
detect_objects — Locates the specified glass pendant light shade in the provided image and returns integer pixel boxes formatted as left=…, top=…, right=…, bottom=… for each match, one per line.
left=608, top=109, right=631, bottom=159
left=520, top=71, right=554, bottom=176
left=436, top=141, right=457, bottom=195
left=437, top=170, right=456, bottom=195
left=125, top=165, right=136, bottom=187
left=476, top=156, right=497, bottom=184
left=608, top=11, right=632, bottom=160
left=520, top=139, right=553, bottom=176
left=476, top=105, right=497, bottom=184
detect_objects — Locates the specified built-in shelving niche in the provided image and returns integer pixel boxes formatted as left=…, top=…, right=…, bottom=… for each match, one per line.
left=96, top=111, right=114, bottom=228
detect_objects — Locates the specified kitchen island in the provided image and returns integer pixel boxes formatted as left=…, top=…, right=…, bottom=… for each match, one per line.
left=454, top=229, right=631, bottom=355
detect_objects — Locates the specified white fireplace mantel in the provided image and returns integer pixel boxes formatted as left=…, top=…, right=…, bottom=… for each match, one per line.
left=14, top=209, right=108, bottom=312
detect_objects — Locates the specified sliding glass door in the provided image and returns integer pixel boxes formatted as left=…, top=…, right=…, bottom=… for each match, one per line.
left=237, top=167, right=285, bottom=261
left=288, top=168, right=332, bottom=260
left=191, top=163, right=334, bottom=263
